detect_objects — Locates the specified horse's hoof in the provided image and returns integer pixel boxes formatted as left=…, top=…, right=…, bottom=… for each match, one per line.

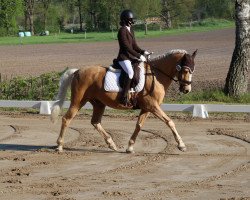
left=106, top=138, right=118, bottom=151
left=56, top=146, right=63, bottom=152
left=109, top=145, right=118, bottom=151
left=126, top=149, right=135, bottom=154
left=178, top=146, right=187, bottom=152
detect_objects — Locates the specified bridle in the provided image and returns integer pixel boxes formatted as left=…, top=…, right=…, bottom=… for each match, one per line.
left=175, top=64, right=194, bottom=85
left=143, top=53, right=195, bottom=95
left=148, top=62, right=194, bottom=86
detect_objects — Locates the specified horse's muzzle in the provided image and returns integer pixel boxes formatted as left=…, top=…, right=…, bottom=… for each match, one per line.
left=180, top=85, right=191, bottom=94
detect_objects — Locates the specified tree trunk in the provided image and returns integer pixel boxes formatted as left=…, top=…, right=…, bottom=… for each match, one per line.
left=24, top=11, right=28, bottom=31
left=24, top=0, right=35, bottom=35
left=224, top=0, right=250, bottom=96
left=144, top=20, right=148, bottom=35
left=77, top=0, right=83, bottom=32
left=29, top=12, right=34, bottom=35
left=161, top=0, right=172, bottom=29
left=165, top=9, right=172, bottom=28
left=42, top=0, right=51, bottom=31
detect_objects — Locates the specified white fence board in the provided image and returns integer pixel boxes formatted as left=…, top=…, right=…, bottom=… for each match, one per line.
left=0, top=100, right=249, bottom=118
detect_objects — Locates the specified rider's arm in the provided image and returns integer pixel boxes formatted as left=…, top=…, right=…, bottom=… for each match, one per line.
left=118, top=27, right=142, bottom=59
left=131, top=29, right=145, bottom=55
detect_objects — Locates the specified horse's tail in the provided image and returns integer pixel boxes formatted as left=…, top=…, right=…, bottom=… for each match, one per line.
left=51, top=68, right=78, bottom=123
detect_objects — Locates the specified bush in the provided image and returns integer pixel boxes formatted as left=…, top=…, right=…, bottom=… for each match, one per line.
left=192, top=18, right=232, bottom=27
left=0, top=71, right=61, bottom=100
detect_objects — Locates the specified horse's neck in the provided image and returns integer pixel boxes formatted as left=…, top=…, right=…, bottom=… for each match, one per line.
left=149, top=55, right=177, bottom=85
left=152, top=55, right=174, bottom=71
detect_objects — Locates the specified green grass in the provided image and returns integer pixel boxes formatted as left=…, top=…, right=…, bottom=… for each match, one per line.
left=0, top=19, right=234, bottom=45
left=164, top=89, right=250, bottom=104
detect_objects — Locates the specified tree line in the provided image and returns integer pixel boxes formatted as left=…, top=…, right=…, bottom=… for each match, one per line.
left=0, top=0, right=234, bottom=36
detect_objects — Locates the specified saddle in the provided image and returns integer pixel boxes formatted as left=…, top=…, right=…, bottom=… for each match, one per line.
left=112, top=59, right=140, bottom=90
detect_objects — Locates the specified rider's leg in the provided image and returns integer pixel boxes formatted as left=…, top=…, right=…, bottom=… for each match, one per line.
left=118, top=60, right=134, bottom=105
left=118, top=60, right=134, bottom=79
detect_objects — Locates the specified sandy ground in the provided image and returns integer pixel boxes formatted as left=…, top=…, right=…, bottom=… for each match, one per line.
left=0, top=113, right=249, bottom=200
left=0, top=28, right=250, bottom=199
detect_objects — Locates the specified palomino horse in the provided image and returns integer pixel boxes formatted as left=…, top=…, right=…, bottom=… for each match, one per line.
left=51, top=49, right=197, bottom=153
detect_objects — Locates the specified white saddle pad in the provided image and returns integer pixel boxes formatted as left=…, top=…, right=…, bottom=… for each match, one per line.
left=104, top=63, right=145, bottom=92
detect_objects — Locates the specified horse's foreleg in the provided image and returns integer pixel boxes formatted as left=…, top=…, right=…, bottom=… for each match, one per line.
left=126, top=110, right=150, bottom=153
left=91, top=100, right=118, bottom=151
left=57, top=105, right=79, bottom=152
left=152, top=105, right=186, bottom=152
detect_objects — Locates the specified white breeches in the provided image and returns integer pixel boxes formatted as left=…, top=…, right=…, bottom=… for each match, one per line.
left=118, top=60, right=134, bottom=79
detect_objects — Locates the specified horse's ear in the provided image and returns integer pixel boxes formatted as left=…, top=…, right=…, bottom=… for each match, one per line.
left=192, top=49, right=198, bottom=58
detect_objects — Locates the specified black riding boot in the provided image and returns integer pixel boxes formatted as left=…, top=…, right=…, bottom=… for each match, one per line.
left=120, top=78, right=132, bottom=106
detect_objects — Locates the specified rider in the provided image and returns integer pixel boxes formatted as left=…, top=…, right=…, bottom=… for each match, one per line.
left=117, top=9, right=150, bottom=105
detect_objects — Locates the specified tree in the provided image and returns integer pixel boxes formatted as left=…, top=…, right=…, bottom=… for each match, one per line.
left=24, top=0, right=35, bottom=34
left=160, top=0, right=195, bottom=28
left=132, top=0, right=161, bottom=33
left=102, top=0, right=123, bottom=30
left=161, top=0, right=172, bottom=28
left=40, top=0, right=52, bottom=31
left=33, top=0, right=63, bottom=33
left=85, top=0, right=122, bottom=31
left=224, top=0, right=250, bottom=96
left=0, top=0, right=23, bottom=35
left=76, top=0, right=84, bottom=31
left=194, top=0, right=235, bottom=20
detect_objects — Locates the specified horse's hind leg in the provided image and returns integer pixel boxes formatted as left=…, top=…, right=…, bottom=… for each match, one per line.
left=126, top=110, right=150, bottom=153
left=57, top=81, right=86, bottom=152
left=57, top=103, right=81, bottom=152
left=152, top=105, right=186, bottom=152
left=90, top=100, right=118, bottom=151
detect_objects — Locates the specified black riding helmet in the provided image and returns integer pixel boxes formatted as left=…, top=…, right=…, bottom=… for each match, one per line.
left=120, top=9, right=135, bottom=26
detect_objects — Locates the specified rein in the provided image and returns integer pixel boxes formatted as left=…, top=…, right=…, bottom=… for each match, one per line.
left=150, top=65, right=179, bottom=82
left=148, top=61, right=192, bottom=84
left=144, top=63, right=155, bottom=96
left=144, top=62, right=193, bottom=95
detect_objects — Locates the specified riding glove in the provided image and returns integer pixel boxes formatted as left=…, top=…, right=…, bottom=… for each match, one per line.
left=140, top=55, right=147, bottom=62
left=144, top=51, right=151, bottom=59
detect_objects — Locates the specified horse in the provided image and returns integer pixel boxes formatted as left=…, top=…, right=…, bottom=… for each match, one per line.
left=51, top=49, right=197, bottom=153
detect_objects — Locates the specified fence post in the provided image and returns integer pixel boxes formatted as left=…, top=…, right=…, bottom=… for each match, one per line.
left=39, top=101, right=51, bottom=115
left=192, top=104, right=209, bottom=118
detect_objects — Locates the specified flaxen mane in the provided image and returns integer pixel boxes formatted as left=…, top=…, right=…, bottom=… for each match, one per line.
left=150, top=49, right=187, bottom=62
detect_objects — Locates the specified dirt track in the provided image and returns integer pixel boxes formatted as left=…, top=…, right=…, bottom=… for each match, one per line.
left=0, top=28, right=250, bottom=199
left=2, top=28, right=249, bottom=93
left=0, top=28, right=234, bottom=83
left=0, top=113, right=249, bottom=200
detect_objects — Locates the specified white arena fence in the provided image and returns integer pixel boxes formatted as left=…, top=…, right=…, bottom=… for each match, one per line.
left=0, top=100, right=250, bottom=119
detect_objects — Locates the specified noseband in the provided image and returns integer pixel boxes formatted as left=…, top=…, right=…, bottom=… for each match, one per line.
left=176, top=64, right=194, bottom=85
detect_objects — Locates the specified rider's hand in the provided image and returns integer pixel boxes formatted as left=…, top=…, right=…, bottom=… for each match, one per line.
left=144, top=51, right=151, bottom=59
left=140, top=55, right=147, bottom=62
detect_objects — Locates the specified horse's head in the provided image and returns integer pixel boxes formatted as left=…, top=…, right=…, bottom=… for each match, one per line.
left=176, top=50, right=197, bottom=94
